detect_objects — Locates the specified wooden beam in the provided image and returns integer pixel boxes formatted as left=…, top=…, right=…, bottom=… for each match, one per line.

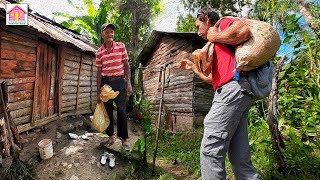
left=31, top=44, right=41, bottom=125
left=17, top=114, right=58, bottom=133
left=90, top=56, right=94, bottom=111
left=58, top=46, right=65, bottom=118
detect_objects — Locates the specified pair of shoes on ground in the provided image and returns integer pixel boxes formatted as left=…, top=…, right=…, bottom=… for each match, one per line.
left=100, top=152, right=115, bottom=168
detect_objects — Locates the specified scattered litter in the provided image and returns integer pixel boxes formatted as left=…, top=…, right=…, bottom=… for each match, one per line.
left=81, top=135, right=89, bottom=140
left=85, top=132, right=96, bottom=137
left=68, top=133, right=79, bottom=139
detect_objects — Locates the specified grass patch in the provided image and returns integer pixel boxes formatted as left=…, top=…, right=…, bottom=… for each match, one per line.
left=143, top=120, right=320, bottom=180
left=146, top=129, right=203, bottom=178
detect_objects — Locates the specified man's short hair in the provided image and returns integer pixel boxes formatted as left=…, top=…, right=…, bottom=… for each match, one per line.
left=197, top=7, right=220, bottom=25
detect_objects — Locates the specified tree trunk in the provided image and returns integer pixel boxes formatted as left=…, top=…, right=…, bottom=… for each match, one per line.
left=295, top=0, right=319, bottom=32
left=268, top=57, right=286, bottom=174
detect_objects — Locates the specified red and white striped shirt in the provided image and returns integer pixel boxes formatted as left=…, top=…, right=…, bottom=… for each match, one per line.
left=96, top=41, right=129, bottom=76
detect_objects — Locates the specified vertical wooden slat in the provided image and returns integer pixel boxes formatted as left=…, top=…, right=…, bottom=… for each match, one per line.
left=31, top=43, right=41, bottom=125
left=54, top=48, right=59, bottom=114
left=76, top=53, right=83, bottom=111
left=50, top=48, right=57, bottom=99
left=90, top=56, right=94, bottom=111
left=58, top=46, right=65, bottom=118
left=0, top=23, right=2, bottom=61
left=40, top=44, right=48, bottom=118
left=46, top=46, right=53, bottom=117
left=38, top=44, right=43, bottom=120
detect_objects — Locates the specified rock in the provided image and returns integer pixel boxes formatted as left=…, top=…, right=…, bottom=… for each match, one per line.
left=56, top=132, right=62, bottom=139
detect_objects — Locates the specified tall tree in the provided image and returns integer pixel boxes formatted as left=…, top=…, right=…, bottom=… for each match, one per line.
left=117, top=0, right=162, bottom=64
left=54, top=0, right=119, bottom=46
left=54, top=0, right=161, bottom=56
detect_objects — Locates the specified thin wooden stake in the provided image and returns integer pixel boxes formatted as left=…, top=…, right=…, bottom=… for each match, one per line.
left=152, top=66, right=165, bottom=173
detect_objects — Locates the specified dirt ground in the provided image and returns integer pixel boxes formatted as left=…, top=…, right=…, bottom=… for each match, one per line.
left=16, top=114, right=143, bottom=180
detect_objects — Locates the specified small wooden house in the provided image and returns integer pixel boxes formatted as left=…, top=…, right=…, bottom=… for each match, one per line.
left=136, top=30, right=214, bottom=131
left=0, top=1, right=98, bottom=133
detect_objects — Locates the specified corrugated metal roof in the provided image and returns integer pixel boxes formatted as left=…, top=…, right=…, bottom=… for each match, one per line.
left=136, top=30, right=206, bottom=66
left=0, top=0, right=97, bottom=53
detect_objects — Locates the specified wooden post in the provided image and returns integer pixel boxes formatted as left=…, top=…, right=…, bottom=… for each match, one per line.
left=58, top=46, right=65, bottom=118
left=31, top=43, right=41, bottom=125
left=267, top=57, right=286, bottom=174
left=152, top=65, right=165, bottom=173
left=90, top=56, right=94, bottom=112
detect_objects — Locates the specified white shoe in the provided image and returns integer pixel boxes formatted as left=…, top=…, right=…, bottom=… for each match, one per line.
left=100, top=152, right=109, bottom=165
left=108, top=153, right=115, bottom=168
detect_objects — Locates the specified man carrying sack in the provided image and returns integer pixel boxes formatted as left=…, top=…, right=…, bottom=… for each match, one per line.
left=96, top=23, right=132, bottom=150
left=180, top=7, right=260, bottom=180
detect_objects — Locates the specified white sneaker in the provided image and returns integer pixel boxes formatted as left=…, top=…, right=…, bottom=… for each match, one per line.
left=100, top=152, right=109, bottom=165
left=108, top=153, right=115, bottom=168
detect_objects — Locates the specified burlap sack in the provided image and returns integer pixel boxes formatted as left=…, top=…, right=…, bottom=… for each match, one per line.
left=216, top=17, right=281, bottom=71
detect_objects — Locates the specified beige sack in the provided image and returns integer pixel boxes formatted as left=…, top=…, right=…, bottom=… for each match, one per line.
left=216, top=17, right=281, bottom=71
left=91, top=102, right=110, bottom=133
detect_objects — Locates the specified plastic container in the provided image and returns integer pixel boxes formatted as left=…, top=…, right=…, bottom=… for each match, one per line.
left=38, top=139, right=53, bottom=160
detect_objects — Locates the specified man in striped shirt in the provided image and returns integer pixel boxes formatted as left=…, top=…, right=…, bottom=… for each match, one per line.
left=96, top=23, right=132, bottom=149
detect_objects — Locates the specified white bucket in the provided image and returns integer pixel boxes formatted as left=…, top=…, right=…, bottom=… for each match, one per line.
left=38, top=139, right=53, bottom=160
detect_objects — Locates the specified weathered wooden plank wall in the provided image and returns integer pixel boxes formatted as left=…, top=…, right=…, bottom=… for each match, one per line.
left=61, top=47, right=97, bottom=115
left=143, top=36, right=194, bottom=121
left=193, top=76, right=214, bottom=116
left=0, top=23, right=97, bottom=133
left=0, top=25, right=37, bottom=127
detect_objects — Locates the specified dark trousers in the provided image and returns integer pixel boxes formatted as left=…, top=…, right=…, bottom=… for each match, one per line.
left=101, top=76, right=128, bottom=139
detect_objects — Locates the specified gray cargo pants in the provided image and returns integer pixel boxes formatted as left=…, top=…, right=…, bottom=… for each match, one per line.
left=200, top=78, right=259, bottom=180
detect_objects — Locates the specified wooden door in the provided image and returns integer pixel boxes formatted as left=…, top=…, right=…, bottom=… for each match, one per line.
left=32, top=42, right=58, bottom=123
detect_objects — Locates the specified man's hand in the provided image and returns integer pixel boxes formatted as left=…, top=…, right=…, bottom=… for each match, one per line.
left=207, top=26, right=219, bottom=43
left=126, top=81, right=132, bottom=96
left=179, top=59, right=194, bottom=70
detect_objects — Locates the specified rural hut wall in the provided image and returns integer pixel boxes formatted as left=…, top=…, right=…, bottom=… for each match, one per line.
left=0, top=24, right=39, bottom=130
left=143, top=35, right=195, bottom=131
left=0, top=23, right=97, bottom=133
left=61, top=47, right=97, bottom=115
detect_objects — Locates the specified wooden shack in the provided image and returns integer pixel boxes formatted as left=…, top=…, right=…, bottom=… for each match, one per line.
left=0, top=1, right=97, bottom=133
left=136, top=30, right=214, bottom=131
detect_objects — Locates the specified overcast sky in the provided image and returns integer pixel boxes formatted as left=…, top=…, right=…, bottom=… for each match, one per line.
left=23, top=0, right=187, bottom=32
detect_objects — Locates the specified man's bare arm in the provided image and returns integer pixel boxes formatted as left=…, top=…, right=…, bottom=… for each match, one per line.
left=207, top=20, right=251, bottom=45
